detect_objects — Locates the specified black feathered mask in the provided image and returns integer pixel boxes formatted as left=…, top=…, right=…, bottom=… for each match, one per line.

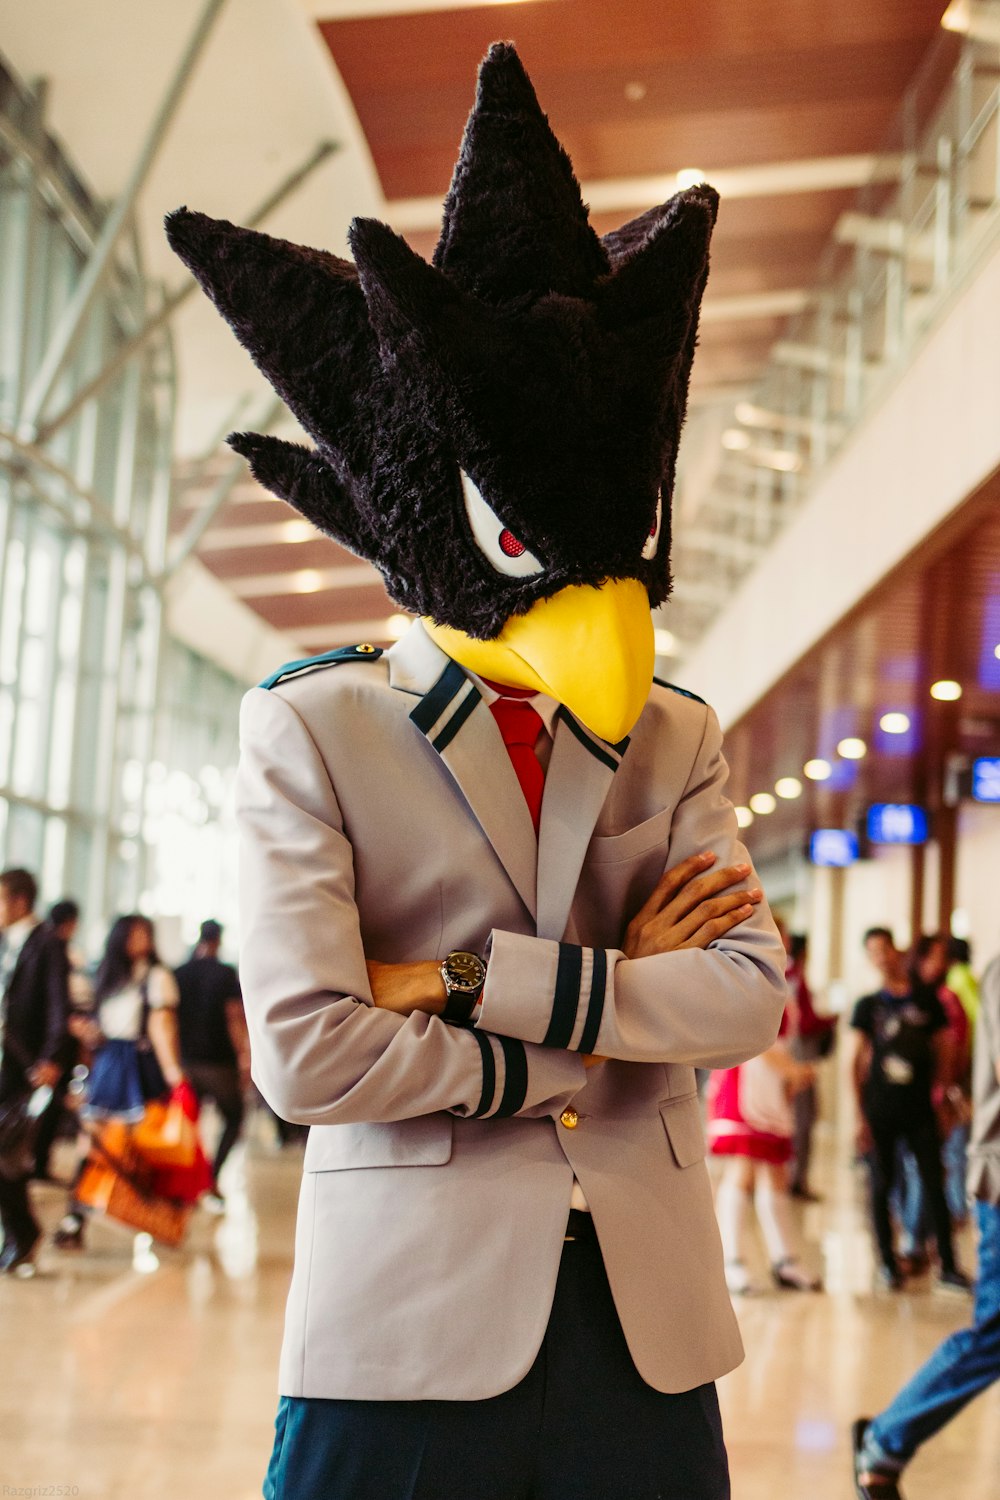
left=166, top=43, right=717, bottom=739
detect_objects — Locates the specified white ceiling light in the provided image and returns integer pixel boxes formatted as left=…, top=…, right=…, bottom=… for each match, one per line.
left=722, top=429, right=752, bottom=451
left=749, top=792, right=776, bottom=815
left=292, top=569, right=323, bottom=594
left=879, top=712, right=911, bottom=734
left=994, top=643, right=1000, bottom=660
left=837, top=737, right=867, bottom=760
left=283, top=520, right=314, bottom=544
left=804, top=758, right=832, bottom=781
left=675, top=168, right=706, bottom=190
left=653, top=627, right=676, bottom=656
left=625, top=82, right=648, bottom=103
left=735, top=806, right=754, bottom=829
left=775, top=777, right=803, bottom=800
left=386, top=613, right=411, bottom=640
left=930, top=679, right=962, bottom=701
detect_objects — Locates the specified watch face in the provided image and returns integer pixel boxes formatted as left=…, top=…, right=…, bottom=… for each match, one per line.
left=445, top=951, right=486, bottom=993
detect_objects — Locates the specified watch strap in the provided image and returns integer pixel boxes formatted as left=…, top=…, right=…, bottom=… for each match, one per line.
left=441, top=989, right=479, bottom=1025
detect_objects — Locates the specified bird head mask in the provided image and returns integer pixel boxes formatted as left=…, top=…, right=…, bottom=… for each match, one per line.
left=166, top=43, right=717, bottom=742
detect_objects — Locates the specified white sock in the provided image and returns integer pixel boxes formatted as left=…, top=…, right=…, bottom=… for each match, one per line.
left=715, top=1172, right=750, bottom=1266
left=754, top=1177, right=799, bottom=1266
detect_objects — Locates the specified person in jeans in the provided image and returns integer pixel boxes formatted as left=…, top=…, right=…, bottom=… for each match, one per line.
left=0, top=868, right=69, bottom=1275
left=175, top=920, right=249, bottom=1207
left=853, top=948, right=1000, bottom=1497
left=851, top=928, right=969, bottom=1292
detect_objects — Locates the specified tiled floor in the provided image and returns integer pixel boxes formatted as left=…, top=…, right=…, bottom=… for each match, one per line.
left=1, top=1109, right=997, bottom=1499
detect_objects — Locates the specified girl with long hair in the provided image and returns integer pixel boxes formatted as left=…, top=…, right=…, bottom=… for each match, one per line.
left=54, top=914, right=184, bottom=1249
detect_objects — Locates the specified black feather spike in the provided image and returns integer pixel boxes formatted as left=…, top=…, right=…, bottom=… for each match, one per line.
left=165, top=209, right=379, bottom=474
left=433, top=42, right=608, bottom=303
left=226, top=433, right=376, bottom=557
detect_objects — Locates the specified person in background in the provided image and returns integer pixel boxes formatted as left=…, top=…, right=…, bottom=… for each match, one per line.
left=946, top=935, right=980, bottom=1036
left=0, top=868, right=69, bottom=1275
left=708, top=927, right=821, bottom=1295
left=784, top=928, right=836, bottom=1202
left=852, top=946, right=1000, bottom=1498
left=851, top=928, right=968, bottom=1293
left=915, top=934, right=972, bottom=1228
left=30, top=898, right=86, bottom=1183
left=54, top=913, right=183, bottom=1250
left=175, top=919, right=249, bottom=1209
left=889, top=934, right=972, bottom=1274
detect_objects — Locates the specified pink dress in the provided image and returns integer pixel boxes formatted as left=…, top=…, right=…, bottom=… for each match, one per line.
left=706, top=1006, right=794, bottom=1165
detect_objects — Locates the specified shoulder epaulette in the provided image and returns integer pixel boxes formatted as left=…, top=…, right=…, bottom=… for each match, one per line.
left=653, top=676, right=707, bottom=705
left=260, top=642, right=384, bottom=690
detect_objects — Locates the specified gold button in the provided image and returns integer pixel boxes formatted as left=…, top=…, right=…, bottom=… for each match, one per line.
left=559, top=1109, right=579, bottom=1130
left=357, top=643, right=376, bottom=654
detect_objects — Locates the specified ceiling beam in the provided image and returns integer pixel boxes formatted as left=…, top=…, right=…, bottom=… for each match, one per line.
left=700, top=290, right=810, bottom=323
left=229, top=564, right=381, bottom=598
left=386, top=155, right=904, bottom=233
left=294, top=618, right=410, bottom=647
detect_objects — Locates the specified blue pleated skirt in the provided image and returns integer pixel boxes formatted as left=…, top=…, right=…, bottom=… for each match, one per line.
left=83, top=1039, right=146, bottom=1123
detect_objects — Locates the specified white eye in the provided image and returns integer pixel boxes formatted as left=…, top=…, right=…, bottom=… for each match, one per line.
left=460, top=469, right=544, bottom=579
left=641, top=490, right=663, bottom=561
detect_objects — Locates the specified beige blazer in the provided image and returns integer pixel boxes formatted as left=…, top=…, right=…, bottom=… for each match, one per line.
left=236, top=621, right=785, bottom=1401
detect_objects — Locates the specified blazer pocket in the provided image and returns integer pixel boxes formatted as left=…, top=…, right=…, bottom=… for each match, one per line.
left=588, top=807, right=673, bottom=865
left=660, top=1095, right=706, bottom=1169
left=303, top=1114, right=454, bottom=1172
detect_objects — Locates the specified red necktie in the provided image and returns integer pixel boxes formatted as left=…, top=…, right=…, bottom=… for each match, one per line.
left=489, top=697, right=545, bottom=833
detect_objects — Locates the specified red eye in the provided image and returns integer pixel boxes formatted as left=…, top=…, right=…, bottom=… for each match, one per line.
left=649, top=520, right=658, bottom=537
left=499, top=529, right=526, bottom=558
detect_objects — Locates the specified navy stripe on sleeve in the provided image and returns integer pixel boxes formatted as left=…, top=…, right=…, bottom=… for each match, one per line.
left=542, top=943, right=583, bottom=1049
left=494, top=1037, right=529, bottom=1117
left=577, top=948, right=607, bottom=1055
left=469, top=1030, right=496, bottom=1118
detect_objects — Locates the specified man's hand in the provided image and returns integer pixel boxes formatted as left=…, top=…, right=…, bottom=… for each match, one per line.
left=367, top=959, right=447, bottom=1018
left=623, top=851, right=763, bottom=960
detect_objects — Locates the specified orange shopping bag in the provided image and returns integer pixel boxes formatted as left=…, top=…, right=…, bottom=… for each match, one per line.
left=132, top=1091, right=198, bottom=1168
left=76, top=1123, right=192, bottom=1247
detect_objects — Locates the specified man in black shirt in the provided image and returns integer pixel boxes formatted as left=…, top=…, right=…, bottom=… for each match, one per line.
left=0, top=868, right=69, bottom=1274
left=175, top=920, right=249, bottom=1205
left=851, top=927, right=968, bottom=1292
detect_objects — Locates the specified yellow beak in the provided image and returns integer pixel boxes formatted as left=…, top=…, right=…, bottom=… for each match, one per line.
left=423, top=578, right=654, bottom=744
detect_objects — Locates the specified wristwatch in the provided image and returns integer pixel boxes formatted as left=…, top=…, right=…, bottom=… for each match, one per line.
left=439, top=950, right=488, bottom=1024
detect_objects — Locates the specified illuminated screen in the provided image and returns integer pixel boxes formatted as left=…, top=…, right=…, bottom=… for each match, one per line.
left=972, top=758, right=1000, bottom=803
left=866, top=804, right=928, bottom=844
left=809, top=829, right=859, bottom=867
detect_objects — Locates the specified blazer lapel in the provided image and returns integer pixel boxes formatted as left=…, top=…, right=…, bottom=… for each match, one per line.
left=390, top=625, right=538, bottom=919
left=536, top=709, right=630, bottom=941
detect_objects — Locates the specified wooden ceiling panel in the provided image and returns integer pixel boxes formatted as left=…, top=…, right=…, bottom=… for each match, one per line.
left=251, top=580, right=398, bottom=631
left=321, top=2, right=951, bottom=195
left=204, top=536, right=364, bottom=578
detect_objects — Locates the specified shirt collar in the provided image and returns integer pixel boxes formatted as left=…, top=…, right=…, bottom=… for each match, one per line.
left=3, top=914, right=40, bottom=953
left=467, top=671, right=560, bottom=738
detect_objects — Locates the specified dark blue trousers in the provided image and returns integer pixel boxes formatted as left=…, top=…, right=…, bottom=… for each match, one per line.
left=264, top=1211, right=729, bottom=1500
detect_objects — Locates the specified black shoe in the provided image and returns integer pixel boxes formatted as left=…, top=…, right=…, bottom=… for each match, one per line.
left=53, top=1213, right=85, bottom=1249
left=0, top=1232, right=41, bottom=1276
left=852, top=1418, right=904, bottom=1498
left=938, top=1268, right=973, bottom=1294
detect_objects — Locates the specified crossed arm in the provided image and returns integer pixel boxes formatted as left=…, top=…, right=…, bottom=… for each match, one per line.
left=367, top=849, right=767, bottom=1066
